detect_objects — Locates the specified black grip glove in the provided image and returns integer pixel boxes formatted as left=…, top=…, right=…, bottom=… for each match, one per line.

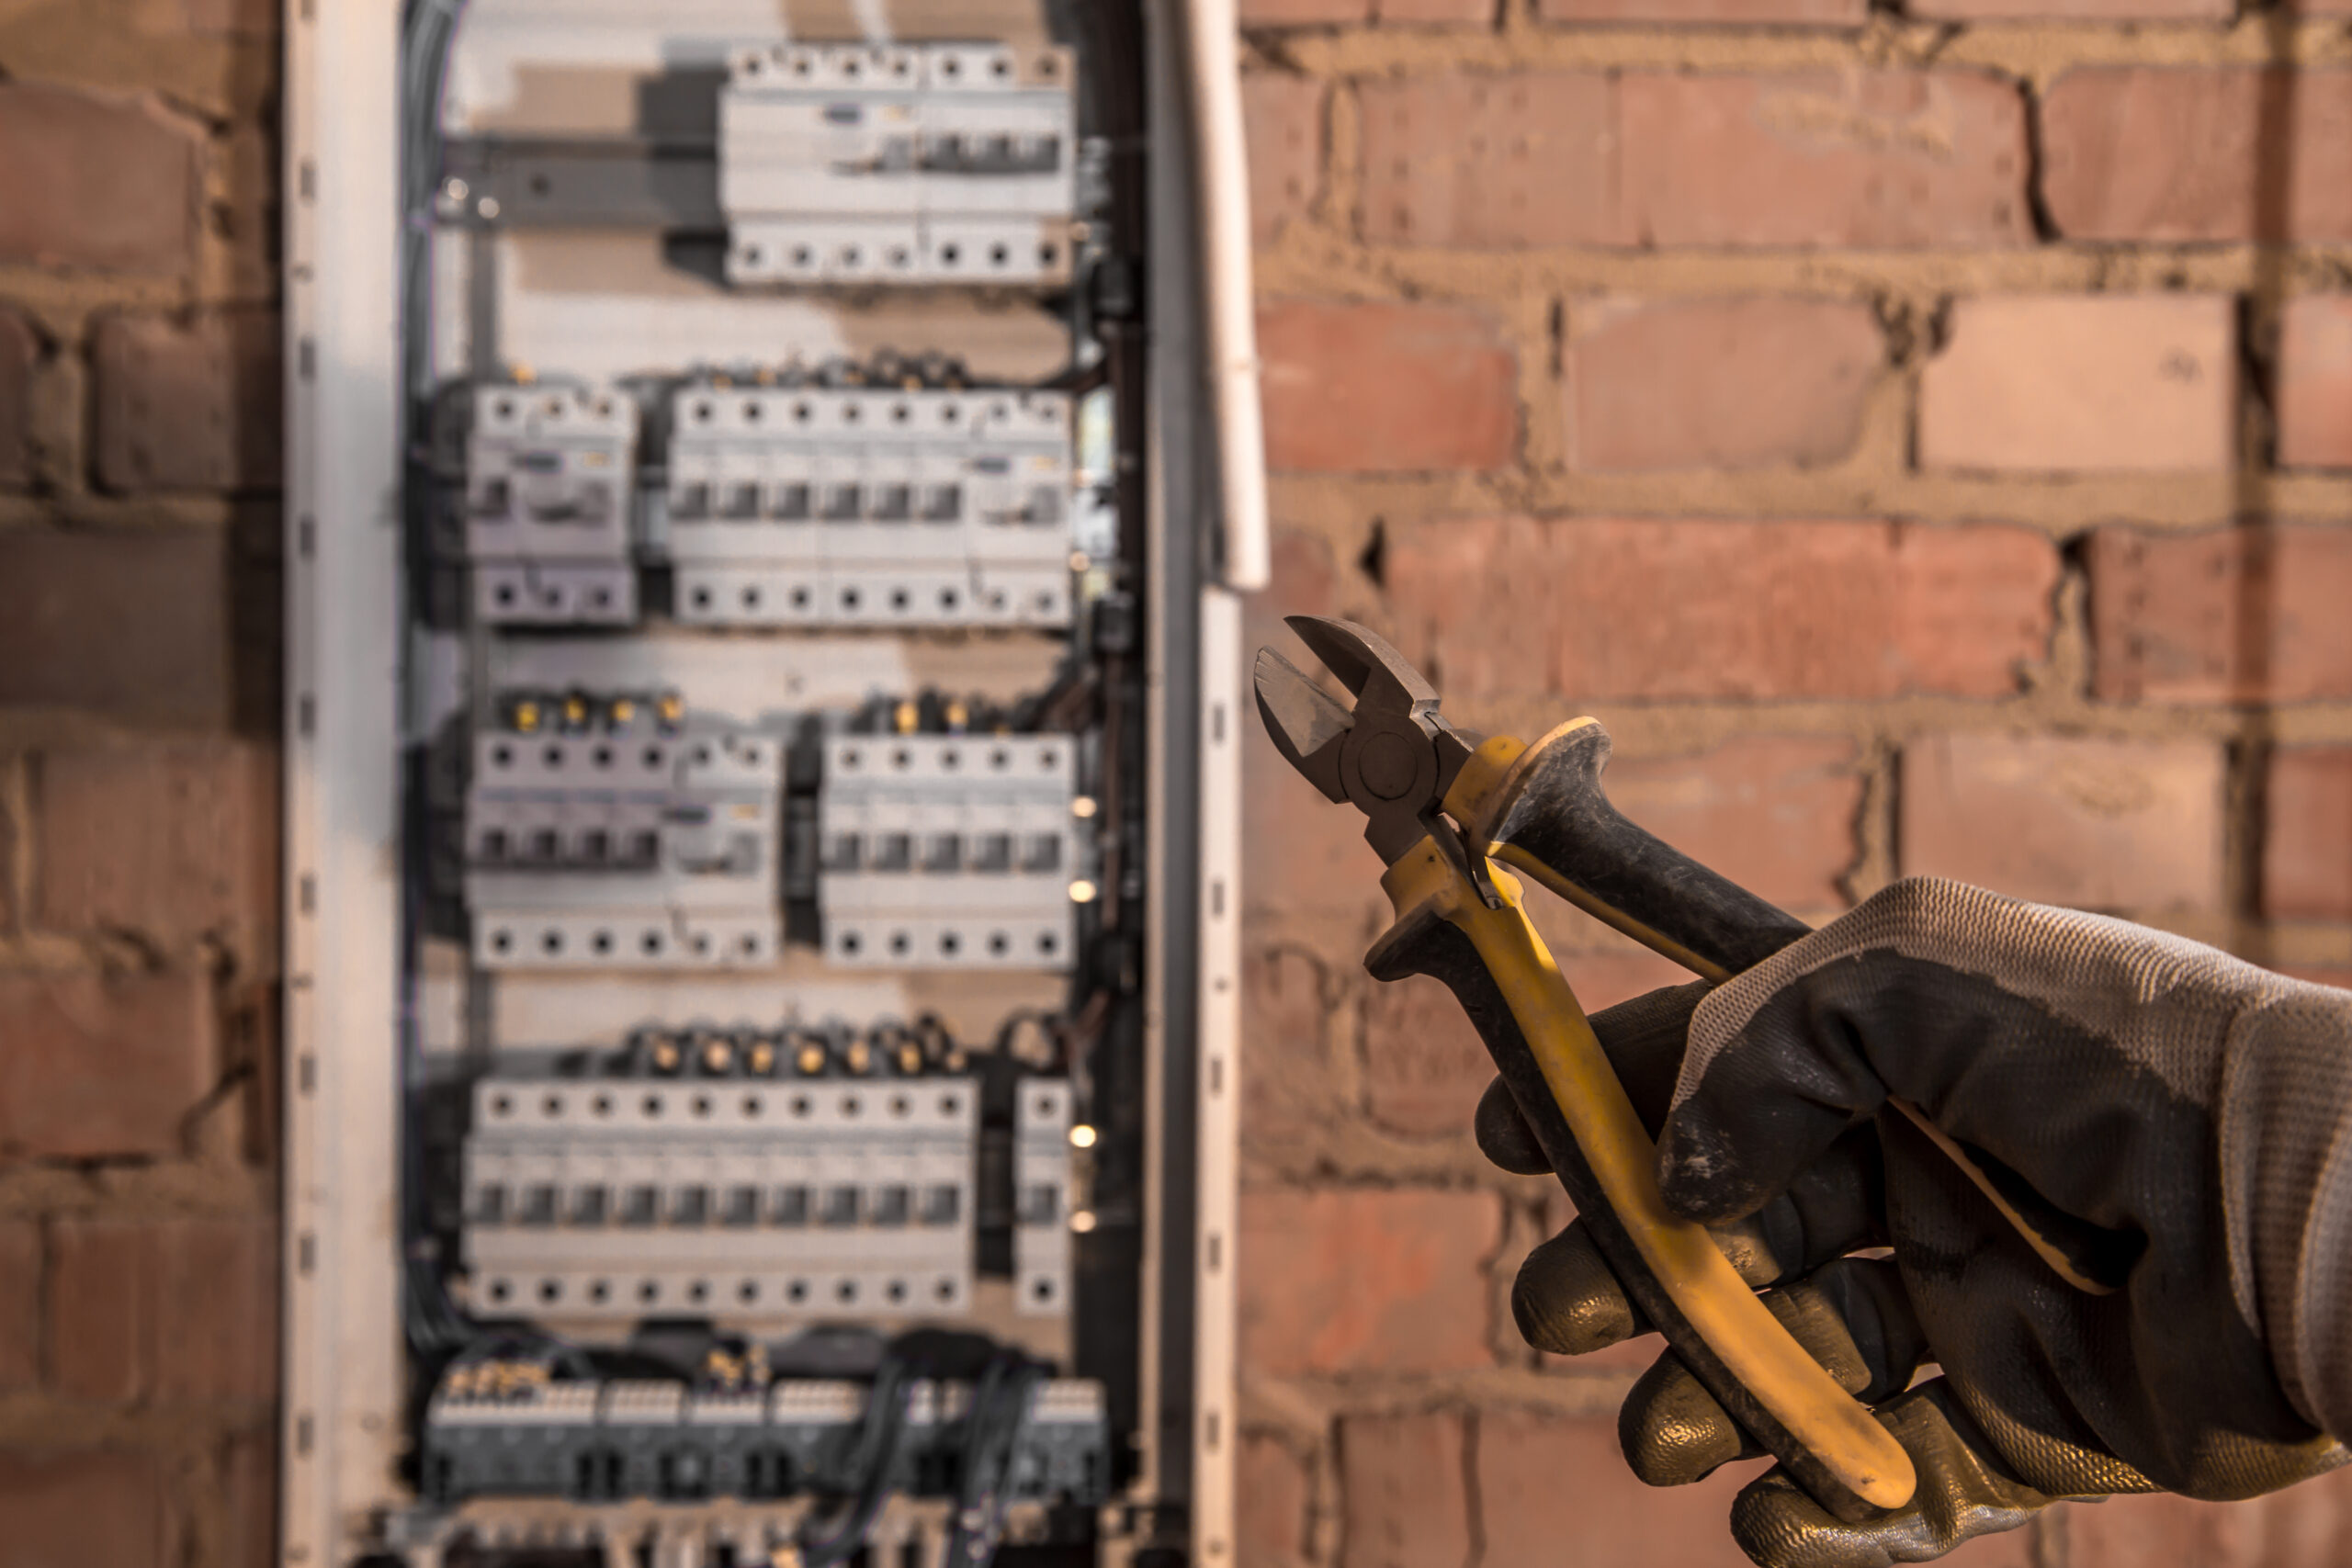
left=1479, top=876, right=2352, bottom=1567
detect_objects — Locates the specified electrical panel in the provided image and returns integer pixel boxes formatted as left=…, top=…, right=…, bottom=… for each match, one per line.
left=281, top=0, right=1228, bottom=1561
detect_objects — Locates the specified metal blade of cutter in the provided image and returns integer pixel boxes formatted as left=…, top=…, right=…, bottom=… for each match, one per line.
left=1285, top=615, right=1439, bottom=719
left=1252, top=647, right=1352, bottom=804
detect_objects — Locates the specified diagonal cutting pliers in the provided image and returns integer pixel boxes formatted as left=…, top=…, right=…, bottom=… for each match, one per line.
left=1255, top=615, right=2123, bottom=1525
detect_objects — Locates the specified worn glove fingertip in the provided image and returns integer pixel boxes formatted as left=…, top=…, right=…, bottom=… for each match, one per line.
left=1475, top=1077, right=1554, bottom=1177
left=1619, top=1352, right=1758, bottom=1488
left=1510, top=1224, right=1645, bottom=1356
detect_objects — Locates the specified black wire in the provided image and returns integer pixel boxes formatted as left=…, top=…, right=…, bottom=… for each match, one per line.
left=798, top=1352, right=918, bottom=1568
left=394, top=0, right=482, bottom=1366
left=942, top=1355, right=1046, bottom=1568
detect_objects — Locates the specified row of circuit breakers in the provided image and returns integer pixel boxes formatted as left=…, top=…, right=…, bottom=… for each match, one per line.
left=447, top=371, right=1080, bottom=635
left=424, top=1371, right=1110, bottom=1509
left=413, top=36, right=1120, bottom=1527
left=445, top=687, right=1085, bottom=974
left=460, top=1039, right=1075, bottom=1325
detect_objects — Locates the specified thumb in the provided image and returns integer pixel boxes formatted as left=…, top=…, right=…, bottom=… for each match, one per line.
left=1657, top=878, right=2029, bottom=1223
left=1657, top=935, right=1911, bottom=1226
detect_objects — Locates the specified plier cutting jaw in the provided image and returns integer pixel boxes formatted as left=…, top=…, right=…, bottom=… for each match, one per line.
left=1252, top=615, right=1503, bottom=908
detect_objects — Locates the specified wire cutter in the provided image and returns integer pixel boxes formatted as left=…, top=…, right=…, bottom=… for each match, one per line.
left=1256, top=615, right=2128, bottom=1523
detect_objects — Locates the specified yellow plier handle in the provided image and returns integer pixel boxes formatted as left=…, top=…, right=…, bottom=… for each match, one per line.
left=1367, top=841, right=1918, bottom=1520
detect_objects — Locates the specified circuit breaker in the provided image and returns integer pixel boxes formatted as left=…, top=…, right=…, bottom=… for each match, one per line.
left=283, top=0, right=1253, bottom=1565
left=718, top=42, right=1081, bottom=288
left=665, top=378, right=1077, bottom=630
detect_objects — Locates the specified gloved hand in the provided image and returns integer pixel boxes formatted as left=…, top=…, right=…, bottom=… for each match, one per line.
left=1478, top=875, right=2352, bottom=1567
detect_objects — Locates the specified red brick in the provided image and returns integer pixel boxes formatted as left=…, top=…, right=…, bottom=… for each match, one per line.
left=1247, top=528, right=1341, bottom=663
left=1242, top=947, right=1343, bottom=1156
left=1919, top=296, right=2235, bottom=474
left=2042, top=70, right=2352, bottom=243
left=1917, top=0, right=2222, bottom=16
left=1377, top=0, right=1492, bottom=22
left=1360, top=71, right=2027, bottom=252
left=1237, top=1431, right=1313, bottom=1568
left=0, top=308, right=35, bottom=491
left=2086, top=525, right=2352, bottom=705
left=223, top=1425, right=277, bottom=1567
left=184, top=0, right=279, bottom=34
left=2264, top=749, right=2352, bottom=921
left=51, top=1214, right=277, bottom=1405
left=1244, top=75, right=1324, bottom=247
left=0, top=1220, right=39, bottom=1392
left=1239, top=0, right=1366, bottom=25
left=1555, top=948, right=1699, bottom=1013
left=0, top=970, right=215, bottom=1159
left=1478, top=1411, right=1767, bottom=1568
left=93, top=310, right=283, bottom=492
left=2277, top=295, right=2352, bottom=471
left=1258, top=299, right=1517, bottom=473
left=1239, top=1188, right=1499, bottom=1376
left=35, top=743, right=277, bottom=966
left=0, top=85, right=198, bottom=275
left=1384, top=517, right=2058, bottom=706
left=1541, top=0, right=1862, bottom=20
left=1358, top=73, right=1626, bottom=249
left=1339, top=1411, right=1470, bottom=1568
left=1362, top=975, right=1489, bottom=1139
left=1899, top=734, right=2224, bottom=913
left=0, top=1449, right=173, bottom=1568
left=0, top=532, right=234, bottom=728
left=48, top=1220, right=142, bottom=1402
left=1603, top=736, right=1861, bottom=912
left=2063, top=1470, right=2352, bottom=1568
left=1565, top=298, right=1881, bottom=471
left=1622, top=71, right=2030, bottom=250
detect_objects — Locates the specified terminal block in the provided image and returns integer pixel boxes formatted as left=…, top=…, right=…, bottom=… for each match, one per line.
left=718, top=42, right=1079, bottom=288
left=818, top=731, right=1083, bottom=971
left=422, top=1371, right=1112, bottom=1506
left=461, top=1032, right=979, bottom=1318
left=1013, top=1078, right=1073, bottom=1316
left=464, top=690, right=782, bottom=969
left=464, top=383, right=639, bottom=626
left=665, top=380, right=1075, bottom=629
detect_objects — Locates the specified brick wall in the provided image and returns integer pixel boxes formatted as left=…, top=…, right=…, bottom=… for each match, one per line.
left=0, top=0, right=283, bottom=1562
left=9, top=0, right=2352, bottom=1560
left=1235, top=3, right=2352, bottom=1565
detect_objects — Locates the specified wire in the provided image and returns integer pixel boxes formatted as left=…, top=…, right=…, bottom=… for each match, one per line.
left=797, top=1351, right=918, bottom=1568
left=394, top=0, right=483, bottom=1366
left=941, top=1355, right=1046, bottom=1568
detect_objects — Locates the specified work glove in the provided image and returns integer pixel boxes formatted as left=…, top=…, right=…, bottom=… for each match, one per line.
left=1476, top=875, right=2352, bottom=1567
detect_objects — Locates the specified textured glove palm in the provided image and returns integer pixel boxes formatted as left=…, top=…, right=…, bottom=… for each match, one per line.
left=1478, top=876, right=2352, bottom=1567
